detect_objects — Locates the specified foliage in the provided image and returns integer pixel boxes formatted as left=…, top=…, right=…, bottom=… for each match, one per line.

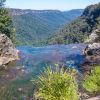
left=83, top=66, right=100, bottom=95
left=0, top=0, right=15, bottom=42
left=12, top=9, right=83, bottom=46
left=0, top=0, right=6, bottom=7
left=32, top=67, right=79, bottom=100
left=48, top=32, right=87, bottom=44
left=48, top=3, right=100, bottom=44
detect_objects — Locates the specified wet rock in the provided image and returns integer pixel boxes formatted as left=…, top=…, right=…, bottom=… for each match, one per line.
left=0, top=34, right=19, bottom=66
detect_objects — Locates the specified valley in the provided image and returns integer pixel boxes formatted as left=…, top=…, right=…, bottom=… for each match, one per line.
left=0, top=1, right=100, bottom=100
left=11, top=9, right=83, bottom=46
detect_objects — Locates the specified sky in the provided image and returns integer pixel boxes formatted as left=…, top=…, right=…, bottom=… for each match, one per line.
left=6, top=0, right=100, bottom=11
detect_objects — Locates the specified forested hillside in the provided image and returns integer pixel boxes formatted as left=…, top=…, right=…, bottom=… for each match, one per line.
left=48, top=3, right=100, bottom=44
left=11, top=9, right=83, bottom=46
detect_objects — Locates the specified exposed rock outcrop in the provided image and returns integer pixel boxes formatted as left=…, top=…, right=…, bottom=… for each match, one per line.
left=84, top=29, right=100, bottom=55
left=83, top=29, right=100, bottom=72
left=84, top=43, right=100, bottom=64
left=89, top=29, right=100, bottom=43
left=0, top=34, right=19, bottom=66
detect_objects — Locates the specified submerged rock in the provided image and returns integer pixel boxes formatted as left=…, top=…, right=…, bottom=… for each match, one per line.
left=0, top=34, right=19, bottom=66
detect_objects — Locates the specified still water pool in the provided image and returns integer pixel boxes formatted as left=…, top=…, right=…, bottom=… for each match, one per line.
left=0, top=44, right=87, bottom=100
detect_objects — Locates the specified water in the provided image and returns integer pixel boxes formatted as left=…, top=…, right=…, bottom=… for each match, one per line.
left=17, top=44, right=86, bottom=73
left=0, top=44, right=87, bottom=99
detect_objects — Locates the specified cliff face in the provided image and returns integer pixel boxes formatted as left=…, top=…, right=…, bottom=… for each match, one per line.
left=84, top=29, right=100, bottom=66
left=0, top=34, right=19, bottom=66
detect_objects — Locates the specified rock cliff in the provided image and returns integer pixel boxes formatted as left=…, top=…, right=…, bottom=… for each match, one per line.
left=83, top=29, right=100, bottom=73
left=0, top=34, right=19, bottom=66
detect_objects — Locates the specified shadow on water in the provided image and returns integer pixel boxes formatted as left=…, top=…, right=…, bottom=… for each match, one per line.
left=0, top=44, right=87, bottom=99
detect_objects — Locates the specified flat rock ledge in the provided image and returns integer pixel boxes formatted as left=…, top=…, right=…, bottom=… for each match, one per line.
left=0, top=34, right=19, bottom=66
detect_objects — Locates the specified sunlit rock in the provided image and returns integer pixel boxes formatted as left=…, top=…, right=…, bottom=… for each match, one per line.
left=0, top=34, right=19, bottom=66
left=89, top=29, right=100, bottom=43
left=83, top=29, right=100, bottom=65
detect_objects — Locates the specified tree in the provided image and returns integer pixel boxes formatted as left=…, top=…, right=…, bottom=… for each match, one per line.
left=0, top=0, right=6, bottom=7
left=0, top=0, right=15, bottom=42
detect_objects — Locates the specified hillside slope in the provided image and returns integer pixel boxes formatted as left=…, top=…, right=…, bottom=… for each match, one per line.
left=11, top=9, right=83, bottom=46
left=48, top=3, right=100, bottom=44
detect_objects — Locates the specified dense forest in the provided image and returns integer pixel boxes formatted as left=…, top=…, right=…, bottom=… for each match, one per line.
left=11, top=9, right=83, bottom=46
left=48, top=3, right=100, bottom=44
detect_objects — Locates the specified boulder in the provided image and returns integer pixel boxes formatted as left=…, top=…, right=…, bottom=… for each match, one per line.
left=83, top=28, right=100, bottom=64
left=84, top=43, right=100, bottom=55
left=0, top=34, right=19, bottom=66
left=84, top=43, right=100, bottom=64
left=82, top=29, right=100, bottom=73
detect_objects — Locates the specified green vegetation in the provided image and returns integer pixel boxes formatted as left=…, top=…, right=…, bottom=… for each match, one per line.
left=0, top=0, right=15, bottom=42
left=0, top=1, right=100, bottom=99
left=83, top=66, right=100, bottom=95
left=48, top=3, right=100, bottom=44
left=32, top=67, right=79, bottom=100
left=12, top=9, right=83, bottom=46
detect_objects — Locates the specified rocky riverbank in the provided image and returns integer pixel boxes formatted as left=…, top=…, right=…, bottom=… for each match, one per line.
left=0, top=34, right=19, bottom=67
left=81, top=29, right=100, bottom=100
left=82, top=29, right=100, bottom=72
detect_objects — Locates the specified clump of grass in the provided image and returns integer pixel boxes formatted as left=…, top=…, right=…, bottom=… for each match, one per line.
left=32, top=66, right=79, bottom=100
left=83, top=66, right=100, bottom=95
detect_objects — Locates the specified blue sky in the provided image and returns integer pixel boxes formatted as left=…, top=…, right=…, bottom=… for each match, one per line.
left=6, top=0, right=100, bottom=11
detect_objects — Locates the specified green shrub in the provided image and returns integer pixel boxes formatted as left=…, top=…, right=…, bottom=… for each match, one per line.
left=32, top=67, right=79, bottom=100
left=0, top=0, right=16, bottom=43
left=83, top=66, right=100, bottom=95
